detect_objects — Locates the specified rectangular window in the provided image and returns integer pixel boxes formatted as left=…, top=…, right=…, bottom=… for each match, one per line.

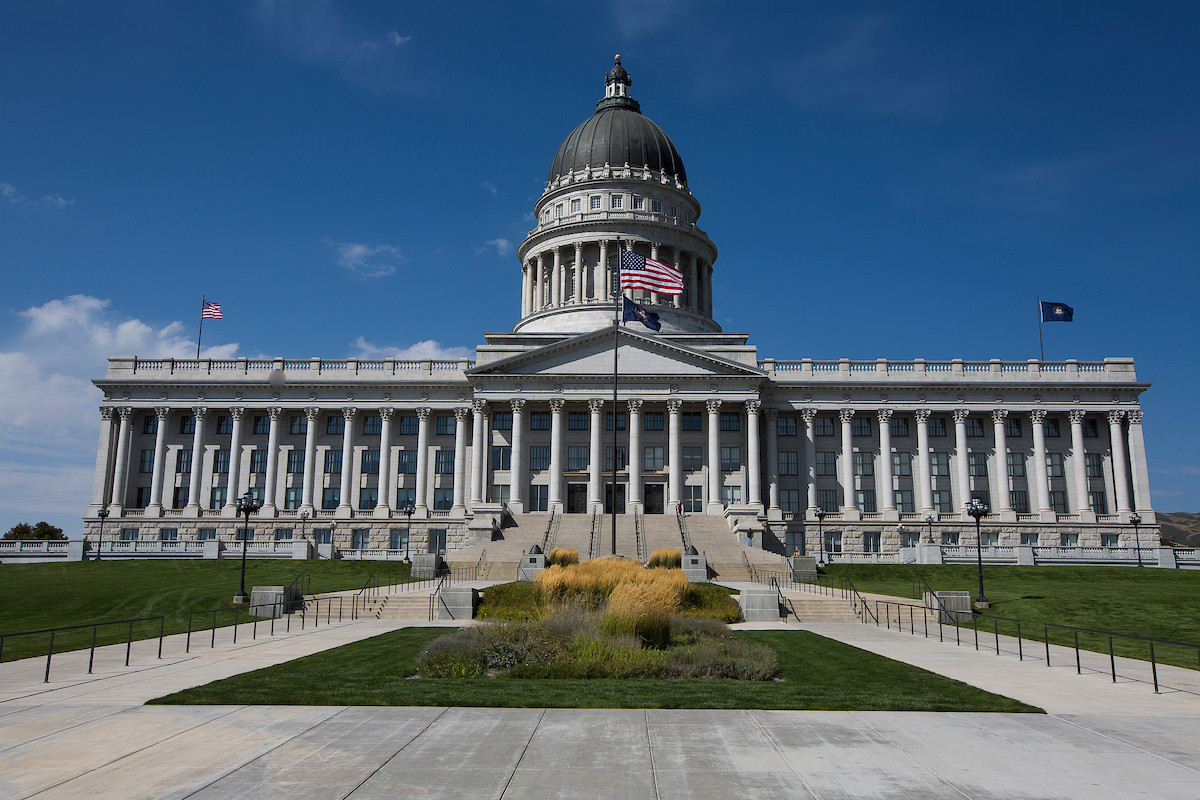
left=853, top=452, right=873, bottom=476
left=611, top=195, right=623, bottom=209
left=1046, top=452, right=1065, bottom=477
left=605, top=446, right=627, bottom=471
left=632, top=195, right=644, bottom=210
left=721, top=485, right=741, bottom=507
left=436, top=416, right=455, bottom=435
left=434, top=450, right=454, bottom=475
left=571, top=198, right=581, bottom=213
left=1089, top=491, right=1108, bottom=515
left=815, top=452, right=837, bottom=476
left=814, top=416, right=835, bottom=436
left=138, top=449, right=154, bottom=473
left=290, top=415, right=307, bottom=435
left=396, top=487, right=415, bottom=508
left=779, top=451, right=799, bottom=476
left=682, top=412, right=703, bottom=431
left=198, top=528, right=216, bottom=541
left=941, top=531, right=959, bottom=546
left=720, top=446, right=741, bottom=472
left=286, top=450, right=303, bottom=474
left=900, top=529, right=920, bottom=548
left=817, top=489, right=839, bottom=513
left=1060, top=532, right=1079, bottom=547
left=1044, top=418, right=1061, bottom=438
left=492, top=411, right=513, bottom=431
left=120, top=528, right=139, bottom=541
left=965, top=418, right=985, bottom=437
left=322, top=487, right=340, bottom=509
left=312, top=528, right=331, bottom=544
left=490, top=485, right=510, bottom=505
left=892, top=451, right=912, bottom=476
left=971, top=490, right=990, bottom=509
left=555, top=203, right=563, bottom=218
left=135, top=486, right=152, bottom=508
left=780, top=489, right=801, bottom=514
left=1007, top=452, right=1026, bottom=477
left=492, top=446, right=512, bottom=470
left=889, top=416, right=910, bottom=438
left=1085, top=452, right=1103, bottom=478
left=932, top=490, right=953, bottom=513
left=349, top=528, right=369, bottom=549
left=590, top=196, right=601, bottom=210
left=980, top=531, right=999, bottom=547
left=682, top=446, right=704, bottom=471
left=1010, top=490, right=1029, bottom=513
left=568, top=446, right=589, bottom=471
left=180, top=415, right=195, bottom=435
left=172, top=486, right=189, bottom=508
left=568, top=411, right=588, bottom=430
left=390, top=529, right=409, bottom=551
left=326, top=415, right=345, bottom=436
left=1100, top=532, right=1118, bottom=547
left=529, top=446, right=549, bottom=471
left=275, top=528, right=294, bottom=542
left=894, top=489, right=915, bottom=513
left=851, top=417, right=871, bottom=437
left=928, top=417, right=947, bottom=437
left=930, top=452, right=950, bottom=477
left=400, top=416, right=419, bottom=435
left=284, top=487, right=302, bottom=509
left=362, top=415, right=382, bottom=435
left=968, top=452, right=988, bottom=477
left=824, top=531, right=843, bottom=553
left=529, top=412, right=550, bottom=430
left=250, top=450, right=268, bottom=473
left=683, top=485, right=704, bottom=512
left=651, top=199, right=663, bottom=213
left=528, top=485, right=549, bottom=511
left=397, top=451, right=417, bottom=474
left=213, top=449, right=231, bottom=474
left=1020, top=531, right=1038, bottom=545
left=777, top=416, right=796, bottom=436
left=361, top=449, right=380, bottom=475
left=216, top=415, right=233, bottom=435
left=359, top=488, right=378, bottom=510
left=670, top=204, right=678, bottom=217
left=719, top=412, right=740, bottom=432
left=1083, top=419, right=1099, bottom=438
left=143, top=415, right=158, bottom=435
left=1005, top=418, right=1023, bottom=438
left=605, top=412, right=627, bottom=431
left=863, top=531, right=881, bottom=553
left=253, top=415, right=269, bottom=435
left=644, top=446, right=665, bottom=472
left=643, top=411, right=664, bottom=431
left=1050, top=491, right=1069, bottom=514
left=856, top=490, right=877, bottom=514
left=324, top=450, right=342, bottom=474
left=176, top=448, right=192, bottom=474
left=210, top=487, right=227, bottom=509
left=248, top=487, right=264, bottom=505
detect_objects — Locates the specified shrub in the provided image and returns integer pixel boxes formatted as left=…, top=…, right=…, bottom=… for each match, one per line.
left=678, top=582, right=742, bottom=623
left=665, top=639, right=778, bottom=680
left=416, top=627, right=488, bottom=678
left=647, top=547, right=682, bottom=569
left=478, top=581, right=540, bottom=620
left=670, top=616, right=731, bottom=643
left=601, top=582, right=680, bottom=648
left=547, top=547, right=579, bottom=567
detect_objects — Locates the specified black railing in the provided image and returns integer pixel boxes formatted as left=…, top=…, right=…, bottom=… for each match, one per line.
left=428, top=574, right=450, bottom=621
left=1041, top=622, right=1200, bottom=693
left=0, top=616, right=165, bottom=682
left=768, top=576, right=799, bottom=621
left=634, top=512, right=645, bottom=562
left=541, top=511, right=559, bottom=552
left=588, top=509, right=602, bottom=559
left=676, top=508, right=693, bottom=551
left=350, top=573, right=381, bottom=620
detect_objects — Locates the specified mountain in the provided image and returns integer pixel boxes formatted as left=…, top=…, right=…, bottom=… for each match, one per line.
left=1156, top=512, right=1200, bottom=547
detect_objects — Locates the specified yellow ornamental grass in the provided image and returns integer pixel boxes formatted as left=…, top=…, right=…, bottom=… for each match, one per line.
left=601, top=582, right=681, bottom=648
left=546, top=547, right=579, bottom=567
left=534, top=557, right=688, bottom=606
left=647, top=547, right=682, bottom=569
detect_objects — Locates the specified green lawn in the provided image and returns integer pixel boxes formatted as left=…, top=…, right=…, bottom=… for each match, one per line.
left=149, top=627, right=1040, bottom=712
left=0, top=560, right=407, bottom=662
left=822, top=564, right=1200, bottom=669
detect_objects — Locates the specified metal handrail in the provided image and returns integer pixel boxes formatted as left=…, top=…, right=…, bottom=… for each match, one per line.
left=541, top=511, right=559, bottom=552
left=676, top=508, right=693, bottom=551
left=427, top=574, right=450, bottom=621
left=768, top=576, right=800, bottom=621
left=634, top=512, right=645, bottom=562
left=286, top=572, right=312, bottom=598
left=741, top=551, right=760, bottom=583
left=1040, top=621, right=1200, bottom=693
left=838, top=576, right=878, bottom=624
left=351, top=573, right=381, bottom=619
left=588, top=508, right=602, bottom=559
left=0, top=615, right=166, bottom=682
left=911, top=574, right=959, bottom=623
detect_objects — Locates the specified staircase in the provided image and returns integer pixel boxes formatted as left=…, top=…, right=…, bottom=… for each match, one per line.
left=778, top=590, right=860, bottom=623
left=356, top=592, right=436, bottom=620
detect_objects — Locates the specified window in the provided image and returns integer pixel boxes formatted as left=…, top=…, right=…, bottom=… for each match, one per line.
left=1083, top=419, right=1099, bottom=438
left=930, top=453, right=950, bottom=477
left=721, top=486, right=741, bottom=507
left=1089, top=491, right=1108, bottom=515
left=138, top=449, right=154, bottom=473
left=851, top=417, right=871, bottom=437
left=313, top=528, right=332, bottom=544
left=1085, top=453, right=1103, bottom=478
left=980, top=532, right=999, bottom=547
left=359, top=488, right=378, bottom=510
left=120, top=528, right=139, bottom=541
left=611, top=195, right=623, bottom=209
left=680, top=412, right=702, bottom=431
left=253, top=415, right=269, bottom=435
left=362, top=415, right=382, bottom=435
left=529, top=446, right=549, bottom=471
left=1005, top=418, right=1023, bottom=438
left=361, top=449, right=380, bottom=475
left=396, top=487, right=415, bottom=508
left=390, top=529, right=409, bottom=550
left=180, top=415, right=195, bottom=435
left=213, top=449, right=231, bottom=474
left=894, top=489, right=915, bottom=513
left=400, top=416, right=419, bottom=435
left=530, top=412, right=550, bottom=430
left=632, top=196, right=644, bottom=210
left=198, top=528, right=216, bottom=541
left=216, top=415, right=233, bottom=435
left=817, top=489, right=839, bottom=513
left=284, top=487, right=301, bottom=509
left=571, top=198, right=581, bottom=213
left=397, top=451, right=417, bottom=474
left=814, top=416, right=835, bottom=436
left=250, top=450, right=268, bottom=473
left=346, top=528, right=368, bottom=549
left=324, top=450, right=342, bottom=474
left=684, top=485, right=704, bottom=512
left=968, top=453, right=988, bottom=477
left=605, top=412, right=627, bottom=431
left=492, top=446, right=512, bottom=470
left=856, top=490, right=877, bottom=514
left=590, top=196, right=601, bottom=210
left=779, top=451, right=799, bottom=476
left=720, top=446, right=741, bottom=472
left=322, top=487, right=340, bottom=509
left=490, top=485, right=510, bottom=504
left=143, top=415, right=158, bottom=435
left=682, top=446, right=704, bottom=471
left=900, top=529, right=920, bottom=548
left=1010, top=491, right=1029, bottom=513
left=1046, top=452, right=1065, bottom=477
left=890, top=416, right=910, bottom=438
left=176, top=448, right=192, bottom=474
left=863, top=531, right=881, bottom=553
left=853, top=452, right=873, bottom=476
left=651, top=199, right=663, bottom=213
left=1044, top=418, right=1061, bottom=438
left=1100, top=532, right=1118, bottom=547
left=435, top=450, right=454, bottom=474
left=135, top=486, right=152, bottom=508
left=971, top=490, right=990, bottom=509
left=290, top=415, right=307, bottom=435
left=928, top=417, right=947, bottom=437
left=777, top=416, right=796, bottom=436
left=605, top=447, right=627, bottom=471
left=1050, top=491, right=1068, bottom=514
left=1007, top=453, right=1026, bottom=477
left=670, top=204, right=678, bottom=217
left=210, top=487, right=227, bottom=508
left=644, top=446, right=664, bottom=471
left=492, top=412, right=512, bottom=431
left=932, top=491, right=953, bottom=513
left=528, top=485, right=548, bottom=511
left=824, top=531, right=842, bottom=553
left=720, top=412, right=740, bottom=431
left=1020, top=532, right=1038, bottom=545
left=173, top=486, right=189, bottom=508
left=248, top=487, right=264, bottom=505
left=436, top=416, right=456, bottom=435
left=555, top=203, right=563, bottom=218
left=892, top=452, right=912, bottom=476
left=1060, top=532, right=1079, bottom=547
left=568, top=411, right=588, bottom=430
left=780, top=489, right=801, bottom=514
left=941, top=531, right=959, bottom=546
left=326, top=415, right=345, bottom=435
left=644, top=411, right=664, bottom=431
left=815, top=452, right=837, bottom=476
left=286, top=450, right=303, bottom=474
left=965, top=418, right=985, bottom=437
left=275, top=528, right=294, bottom=541
left=555, top=445, right=583, bottom=472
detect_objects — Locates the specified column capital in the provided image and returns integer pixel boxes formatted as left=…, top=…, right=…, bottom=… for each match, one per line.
left=454, top=406, right=470, bottom=421
left=472, top=398, right=488, bottom=413
left=1068, top=409, right=1087, bottom=424
left=101, top=406, right=115, bottom=420
left=913, top=408, right=931, bottom=423
left=549, top=398, right=565, bottom=413
left=379, top=407, right=394, bottom=420
left=588, top=398, right=605, bottom=413
left=745, top=399, right=761, bottom=414
left=876, top=408, right=893, bottom=422
left=154, top=406, right=172, bottom=420
left=341, top=406, right=358, bottom=421
left=191, top=406, right=207, bottom=420
left=800, top=407, right=817, bottom=423
left=839, top=408, right=855, bottom=423
left=705, top=398, right=722, bottom=414
left=573, top=241, right=583, bottom=254
left=1030, top=408, right=1047, bottom=423
left=268, top=407, right=283, bottom=421
left=991, top=408, right=1008, bottom=422
left=1127, top=408, right=1143, bottom=424
left=509, top=398, right=526, bottom=412
left=1107, top=409, right=1126, bottom=425
left=952, top=408, right=970, bottom=424
left=627, top=398, right=643, bottom=413
left=763, top=407, right=778, bottom=421
left=305, top=406, right=321, bottom=421
left=416, top=406, right=431, bottom=420
left=229, top=406, right=246, bottom=420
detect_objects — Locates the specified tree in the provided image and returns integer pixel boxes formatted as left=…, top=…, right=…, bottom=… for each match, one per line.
left=3, top=521, right=66, bottom=540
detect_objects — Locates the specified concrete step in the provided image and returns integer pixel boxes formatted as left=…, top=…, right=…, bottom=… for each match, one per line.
left=373, top=595, right=435, bottom=619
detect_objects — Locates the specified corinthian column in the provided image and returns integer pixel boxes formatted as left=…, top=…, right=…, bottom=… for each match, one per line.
left=260, top=407, right=282, bottom=517
left=668, top=399, right=683, bottom=514
left=764, top=408, right=780, bottom=519
left=1108, top=409, right=1132, bottom=515
left=184, top=407, right=207, bottom=517
left=953, top=409, right=971, bottom=513
left=914, top=409, right=933, bottom=515
left=552, top=246, right=562, bottom=307
left=300, top=407, right=319, bottom=513
left=110, top=407, right=134, bottom=512
left=1126, top=409, right=1153, bottom=519
left=839, top=409, right=857, bottom=518
left=336, top=408, right=356, bottom=518
left=573, top=243, right=584, bottom=304
left=413, top=407, right=429, bottom=517
left=672, top=248, right=683, bottom=309
left=471, top=399, right=487, bottom=507
left=627, top=399, right=643, bottom=512
left=746, top=400, right=762, bottom=510
left=876, top=409, right=895, bottom=518
left=222, top=407, right=246, bottom=518
left=706, top=399, right=723, bottom=514
left=90, top=407, right=116, bottom=516
left=802, top=408, right=817, bottom=517
left=992, top=410, right=1013, bottom=519
left=452, top=407, right=469, bottom=516
left=508, top=399, right=526, bottom=513
left=1030, top=409, right=1053, bottom=520
left=375, top=408, right=394, bottom=518
left=588, top=399, right=604, bottom=510
left=535, top=254, right=545, bottom=311
left=1069, top=409, right=1092, bottom=521
left=146, top=406, right=171, bottom=516
left=598, top=241, right=610, bottom=301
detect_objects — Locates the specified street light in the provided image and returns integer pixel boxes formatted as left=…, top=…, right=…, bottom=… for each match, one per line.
left=924, top=512, right=935, bottom=544
left=93, top=507, right=109, bottom=561
left=299, top=508, right=310, bottom=543
left=897, top=523, right=907, bottom=549
left=967, top=498, right=989, bottom=609
left=815, top=507, right=827, bottom=567
left=401, top=500, right=415, bottom=563
left=234, top=491, right=261, bottom=604
left=1130, top=512, right=1143, bottom=568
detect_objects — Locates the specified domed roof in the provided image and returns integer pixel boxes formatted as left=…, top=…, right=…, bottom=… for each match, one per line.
left=547, top=58, right=687, bottom=185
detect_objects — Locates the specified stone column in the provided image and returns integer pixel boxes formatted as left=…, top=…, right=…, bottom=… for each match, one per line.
left=1030, top=409, right=1053, bottom=519
left=535, top=254, right=545, bottom=311
left=221, top=407, right=245, bottom=517
left=552, top=246, right=562, bottom=307
left=953, top=409, right=971, bottom=512
left=109, top=407, right=134, bottom=511
left=1069, top=410, right=1091, bottom=520
left=375, top=408, right=394, bottom=517
left=471, top=399, right=487, bottom=506
left=649, top=243, right=661, bottom=306
left=336, top=407, right=357, bottom=517
left=914, top=409, right=934, bottom=515
left=839, top=409, right=856, bottom=516
left=260, top=408, right=282, bottom=517
left=146, top=406, right=171, bottom=515
left=90, top=407, right=117, bottom=516
left=1108, top=409, right=1132, bottom=514
left=588, top=398, right=604, bottom=509
left=689, top=252, right=699, bottom=312
left=706, top=399, right=723, bottom=514
left=627, top=398, right=643, bottom=512
left=672, top=248, right=683, bottom=308
left=667, top=399, right=683, bottom=513
left=508, top=399, right=526, bottom=513
left=573, top=243, right=584, bottom=304
left=991, top=410, right=1014, bottom=518
left=877, top=409, right=895, bottom=518
left=300, top=407, right=319, bottom=513
left=1126, top=409, right=1152, bottom=517
left=598, top=241, right=610, bottom=301
left=413, top=407, right=430, bottom=516
left=451, top=407, right=469, bottom=515
left=802, top=408, right=817, bottom=516
left=548, top=398, right=565, bottom=511
left=184, top=407, right=207, bottom=516
left=521, top=263, right=530, bottom=317
left=746, top=400, right=762, bottom=510
left=765, top=408, right=780, bottom=519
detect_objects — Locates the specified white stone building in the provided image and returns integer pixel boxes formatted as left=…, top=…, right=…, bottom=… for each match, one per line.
left=85, top=58, right=1157, bottom=559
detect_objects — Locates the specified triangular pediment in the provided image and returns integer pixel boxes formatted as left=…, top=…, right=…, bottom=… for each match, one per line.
left=469, top=326, right=765, bottom=379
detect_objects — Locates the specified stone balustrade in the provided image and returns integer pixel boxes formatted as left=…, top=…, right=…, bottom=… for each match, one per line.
left=757, top=357, right=1136, bottom=383
left=108, top=356, right=475, bottom=379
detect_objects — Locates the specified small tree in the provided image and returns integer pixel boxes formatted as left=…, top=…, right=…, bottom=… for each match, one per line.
left=3, top=521, right=66, bottom=540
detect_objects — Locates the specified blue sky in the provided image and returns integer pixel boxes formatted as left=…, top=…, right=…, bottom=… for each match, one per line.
left=1, top=1, right=1197, bottom=534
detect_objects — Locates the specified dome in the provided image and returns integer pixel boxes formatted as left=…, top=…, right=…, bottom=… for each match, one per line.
left=547, top=58, right=687, bottom=185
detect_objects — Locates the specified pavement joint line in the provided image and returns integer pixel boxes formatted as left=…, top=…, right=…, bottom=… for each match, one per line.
left=496, top=708, right=546, bottom=800
left=642, top=709, right=663, bottom=800
left=1049, top=713, right=1200, bottom=780
left=745, top=709, right=819, bottom=800
left=0, top=704, right=136, bottom=757
left=338, top=706, right=451, bottom=800
left=846, top=709, right=974, bottom=800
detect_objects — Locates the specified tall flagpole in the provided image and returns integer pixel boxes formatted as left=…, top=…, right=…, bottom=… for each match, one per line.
left=1036, top=295, right=1044, bottom=362
left=611, top=241, right=622, bottom=556
left=197, top=295, right=205, bottom=359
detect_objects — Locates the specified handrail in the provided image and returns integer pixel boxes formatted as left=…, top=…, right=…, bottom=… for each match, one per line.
left=676, top=508, right=693, bottom=551
left=351, top=573, right=380, bottom=620
left=838, top=576, right=878, bottom=624
left=428, top=573, right=450, bottom=621
left=285, top=572, right=312, bottom=600
left=634, top=511, right=645, bottom=563
left=588, top=508, right=602, bottom=559
left=476, top=548, right=488, bottom=580
left=741, top=551, right=760, bottom=583
left=1040, top=620, right=1200, bottom=693
left=541, top=511, right=559, bottom=552
left=768, top=576, right=800, bottom=622
left=0, top=615, right=166, bottom=682
left=911, top=575, right=959, bottom=623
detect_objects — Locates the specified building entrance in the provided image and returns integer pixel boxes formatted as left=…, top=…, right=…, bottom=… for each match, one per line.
left=644, top=484, right=665, bottom=514
left=566, top=484, right=588, bottom=513
left=604, top=484, right=626, bottom=514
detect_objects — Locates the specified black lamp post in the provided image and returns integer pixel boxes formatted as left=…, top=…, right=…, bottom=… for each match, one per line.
left=967, top=498, right=989, bottom=609
left=299, top=508, right=310, bottom=543
left=234, top=491, right=261, bottom=603
left=401, top=500, right=415, bottom=563
left=93, top=507, right=109, bottom=561
left=924, top=511, right=935, bottom=544
left=815, top=507, right=827, bottom=566
left=1130, top=512, right=1143, bottom=568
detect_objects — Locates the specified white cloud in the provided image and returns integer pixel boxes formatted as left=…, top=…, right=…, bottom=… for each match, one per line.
left=360, top=40, right=379, bottom=51
left=350, top=336, right=472, bottom=361
left=1, top=180, right=72, bottom=208
left=479, top=238, right=513, bottom=258
left=327, top=240, right=405, bottom=278
left=481, top=181, right=498, bottom=196
left=387, top=31, right=411, bottom=46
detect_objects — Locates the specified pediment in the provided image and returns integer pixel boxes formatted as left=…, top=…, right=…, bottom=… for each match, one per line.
left=468, top=327, right=764, bottom=379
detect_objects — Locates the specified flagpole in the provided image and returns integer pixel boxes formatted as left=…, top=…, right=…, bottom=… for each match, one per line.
left=611, top=241, right=622, bottom=556
left=197, top=295, right=205, bottom=359
left=1036, top=296, right=1044, bottom=362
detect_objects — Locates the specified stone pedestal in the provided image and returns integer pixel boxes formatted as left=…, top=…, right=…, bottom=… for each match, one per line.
left=436, top=586, right=478, bottom=620
left=1156, top=547, right=1178, bottom=569
left=1015, top=545, right=1035, bottom=566
left=67, top=541, right=86, bottom=562
left=411, top=553, right=444, bottom=580
left=249, top=585, right=292, bottom=618
left=916, top=543, right=943, bottom=565
left=519, top=552, right=546, bottom=581
left=203, top=540, right=222, bottom=560
left=924, top=591, right=972, bottom=624
left=317, top=542, right=339, bottom=560
left=790, top=556, right=817, bottom=582
left=292, top=539, right=314, bottom=560
left=739, top=587, right=780, bottom=622
left=682, top=553, right=708, bottom=582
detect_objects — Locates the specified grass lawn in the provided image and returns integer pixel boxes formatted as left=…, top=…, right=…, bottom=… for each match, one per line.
left=149, top=627, right=1040, bottom=712
left=823, top=564, right=1200, bottom=669
left=0, top=560, right=406, bottom=662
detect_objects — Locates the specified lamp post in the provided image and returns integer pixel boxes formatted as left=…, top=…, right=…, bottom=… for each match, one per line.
left=234, top=491, right=261, bottom=604
left=401, top=500, right=415, bottom=563
left=1130, top=512, right=1143, bottom=568
left=967, top=498, right=989, bottom=609
left=815, top=507, right=827, bottom=567
left=897, top=523, right=907, bottom=549
left=329, top=519, right=337, bottom=556
left=299, top=508, right=310, bottom=542
left=924, top=512, right=935, bottom=544
left=92, top=507, right=109, bottom=561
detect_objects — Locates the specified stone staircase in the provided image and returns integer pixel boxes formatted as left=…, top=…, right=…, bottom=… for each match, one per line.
left=778, top=590, right=861, bottom=623
left=356, top=592, right=436, bottom=620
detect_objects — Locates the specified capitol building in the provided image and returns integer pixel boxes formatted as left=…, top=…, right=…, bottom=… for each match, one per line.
left=84, top=58, right=1157, bottom=564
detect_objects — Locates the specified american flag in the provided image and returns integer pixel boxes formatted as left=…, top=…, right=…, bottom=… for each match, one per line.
left=619, top=249, right=684, bottom=295
left=201, top=301, right=223, bottom=320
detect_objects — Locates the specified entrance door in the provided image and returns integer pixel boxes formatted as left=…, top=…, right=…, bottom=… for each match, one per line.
left=644, top=484, right=665, bottom=514
left=604, top=484, right=626, bottom=514
left=428, top=528, right=447, bottom=555
left=566, top=484, right=588, bottom=513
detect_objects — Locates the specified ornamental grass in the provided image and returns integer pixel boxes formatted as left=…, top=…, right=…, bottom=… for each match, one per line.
left=647, top=547, right=682, bottom=569
left=600, top=581, right=681, bottom=648
left=535, top=557, right=689, bottom=607
left=546, top=547, right=579, bottom=567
